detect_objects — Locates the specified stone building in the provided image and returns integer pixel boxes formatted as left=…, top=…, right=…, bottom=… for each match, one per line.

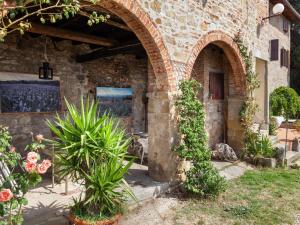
left=0, top=0, right=299, bottom=181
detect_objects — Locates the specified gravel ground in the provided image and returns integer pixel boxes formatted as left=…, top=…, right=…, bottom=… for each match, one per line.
left=121, top=197, right=181, bottom=225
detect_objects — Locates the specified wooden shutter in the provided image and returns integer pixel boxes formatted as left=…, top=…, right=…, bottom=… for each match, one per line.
left=281, top=49, right=290, bottom=68
left=209, top=72, right=224, bottom=100
left=270, top=39, right=279, bottom=61
left=280, top=48, right=284, bottom=67
left=285, top=50, right=290, bottom=68
left=283, top=19, right=289, bottom=33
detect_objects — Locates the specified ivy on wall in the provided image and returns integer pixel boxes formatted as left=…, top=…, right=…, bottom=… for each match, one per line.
left=234, top=33, right=260, bottom=138
left=175, top=79, right=226, bottom=197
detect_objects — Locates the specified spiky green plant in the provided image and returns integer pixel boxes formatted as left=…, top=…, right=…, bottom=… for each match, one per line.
left=47, top=98, right=134, bottom=219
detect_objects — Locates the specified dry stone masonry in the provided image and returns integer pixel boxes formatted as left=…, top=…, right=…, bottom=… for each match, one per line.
left=0, top=0, right=297, bottom=181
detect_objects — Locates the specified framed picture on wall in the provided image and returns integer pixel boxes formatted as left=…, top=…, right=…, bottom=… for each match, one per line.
left=0, top=80, right=61, bottom=113
left=96, top=87, right=133, bottom=117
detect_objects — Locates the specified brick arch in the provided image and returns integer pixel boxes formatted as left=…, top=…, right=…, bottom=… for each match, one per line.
left=99, top=0, right=175, bottom=92
left=185, top=30, right=246, bottom=96
left=98, top=0, right=178, bottom=182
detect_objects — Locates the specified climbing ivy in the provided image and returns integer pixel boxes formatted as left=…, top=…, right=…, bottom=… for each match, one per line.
left=175, top=79, right=226, bottom=197
left=234, top=33, right=260, bottom=140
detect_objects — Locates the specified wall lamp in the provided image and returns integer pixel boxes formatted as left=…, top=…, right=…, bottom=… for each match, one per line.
left=262, top=3, right=285, bottom=21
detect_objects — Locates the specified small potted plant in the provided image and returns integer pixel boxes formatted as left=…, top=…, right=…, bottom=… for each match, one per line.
left=0, top=127, right=51, bottom=225
left=244, top=132, right=277, bottom=167
left=47, top=98, right=135, bottom=225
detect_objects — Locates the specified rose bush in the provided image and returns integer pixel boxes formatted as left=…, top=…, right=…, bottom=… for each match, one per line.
left=0, top=189, right=13, bottom=202
left=0, top=127, right=51, bottom=225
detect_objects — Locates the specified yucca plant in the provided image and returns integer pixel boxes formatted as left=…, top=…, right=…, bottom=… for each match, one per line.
left=47, top=98, right=134, bottom=221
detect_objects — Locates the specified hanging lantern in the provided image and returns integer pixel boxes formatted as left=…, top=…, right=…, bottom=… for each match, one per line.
left=39, top=62, right=53, bottom=80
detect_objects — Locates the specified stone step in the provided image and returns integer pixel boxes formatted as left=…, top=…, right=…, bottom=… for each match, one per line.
left=285, top=151, right=300, bottom=166
left=23, top=163, right=172, bottom=225
left=212, top=161, right=254, bottom=180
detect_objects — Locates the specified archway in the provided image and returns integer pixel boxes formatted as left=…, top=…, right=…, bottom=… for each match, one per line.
left=185, top=31, right=247, bottom=153
left=98, top=0, right=178, bottom=181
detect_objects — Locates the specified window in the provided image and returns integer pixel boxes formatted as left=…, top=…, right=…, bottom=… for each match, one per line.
left=280, top=48, right=289, bottom=68
left=209, top=72, right=224, bottom=100
left=270, top=39, right=279, bottom=61
left=283, top=19, right=289, bottom=33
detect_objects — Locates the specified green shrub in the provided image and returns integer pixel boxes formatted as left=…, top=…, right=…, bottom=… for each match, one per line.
left=245, top=133, right=276, bottom=158
left=175, top=79, right=226, bottom=198
left=47, top=98, right=134, bottom=220
left=269, top=117, right=277, bottom=135
left=270, top=86, right=300, bottom=119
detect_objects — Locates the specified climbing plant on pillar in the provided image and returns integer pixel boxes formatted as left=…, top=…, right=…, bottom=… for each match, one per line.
left=175, top=79, right=226, bottom=197
left=234, top=33, right=260, bottom=147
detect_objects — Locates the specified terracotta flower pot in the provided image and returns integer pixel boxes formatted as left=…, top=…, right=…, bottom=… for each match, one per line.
left=67, top=213, right=121, bottom=225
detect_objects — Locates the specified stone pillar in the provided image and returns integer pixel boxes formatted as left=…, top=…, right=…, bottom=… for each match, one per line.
left=147, top=90, right=179, bottom=182
left=227, top=97, right=245, bottom=154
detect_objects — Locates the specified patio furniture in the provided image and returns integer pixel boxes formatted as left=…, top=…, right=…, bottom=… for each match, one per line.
left=0, top=153, right=20, bottom=195
left=130, top=132, right=148, bottom=165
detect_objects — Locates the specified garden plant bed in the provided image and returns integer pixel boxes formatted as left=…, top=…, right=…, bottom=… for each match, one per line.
left=245, top=157, right=277, bottom=168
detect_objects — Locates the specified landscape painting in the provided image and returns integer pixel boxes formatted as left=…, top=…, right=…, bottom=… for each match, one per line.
left=96, top=87, right=133, bottom=117
left=0, top=80, right=61, bottom=113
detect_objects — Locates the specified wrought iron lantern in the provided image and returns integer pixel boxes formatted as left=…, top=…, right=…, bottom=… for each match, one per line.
left=39, top=62, right=53, bottom=80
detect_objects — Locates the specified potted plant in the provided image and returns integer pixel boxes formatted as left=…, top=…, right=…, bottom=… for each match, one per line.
left=0, top=127, right=51, bottom=225
left=47, top=98, right=135, bottom=225
left=270, top=87, right=300, bottom=159
left=245, top=132, right=277, bottom=167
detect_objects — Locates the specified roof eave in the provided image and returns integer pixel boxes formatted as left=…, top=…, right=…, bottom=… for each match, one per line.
left=270, top=0, right=300, bottom=23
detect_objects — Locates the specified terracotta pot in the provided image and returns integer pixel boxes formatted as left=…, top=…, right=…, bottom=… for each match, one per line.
left=67, top=213, right=121, bottom=225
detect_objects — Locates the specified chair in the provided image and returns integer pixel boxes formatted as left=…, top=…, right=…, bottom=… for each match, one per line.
left=0, top=153, right=20, bottom=195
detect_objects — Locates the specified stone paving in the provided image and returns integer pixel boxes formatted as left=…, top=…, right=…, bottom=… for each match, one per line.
left=212, top=161, right=254, bottom=180
left=23, top=163, right=171, bottom=225
left=23, top=161, right=252, bottom=225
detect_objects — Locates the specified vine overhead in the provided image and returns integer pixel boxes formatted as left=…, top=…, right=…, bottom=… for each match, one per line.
left=0, top=0, right=108, bottom=41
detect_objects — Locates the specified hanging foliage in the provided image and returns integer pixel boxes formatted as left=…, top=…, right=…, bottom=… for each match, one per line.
left=0, top=0, right=108, bottom=41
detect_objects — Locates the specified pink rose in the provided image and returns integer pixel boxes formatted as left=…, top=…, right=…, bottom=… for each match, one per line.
left=25, top=162, right=36, bottom=173
left=0, top=189, right=13, bottom=202
left=37, top=164, right=48, bottom=174
left=26, top=152, right=39, bottom=164
left=9, top=146, right=16, bottom=153
left=41, top=159, right=51, bottom=169
left=36, top=134, right=44, bottom=143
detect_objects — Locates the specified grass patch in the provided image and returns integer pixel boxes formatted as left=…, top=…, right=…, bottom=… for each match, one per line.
left=174, top=168, right=300, bottom=225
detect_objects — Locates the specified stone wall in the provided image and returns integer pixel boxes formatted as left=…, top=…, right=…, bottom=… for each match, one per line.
left=0, top=0, right=293, bottom=181
left=0, top=34, right=148, bottom=152
left=138, top=0, right=290, bottom=89
left=192, top=45, right=230, bottom=149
